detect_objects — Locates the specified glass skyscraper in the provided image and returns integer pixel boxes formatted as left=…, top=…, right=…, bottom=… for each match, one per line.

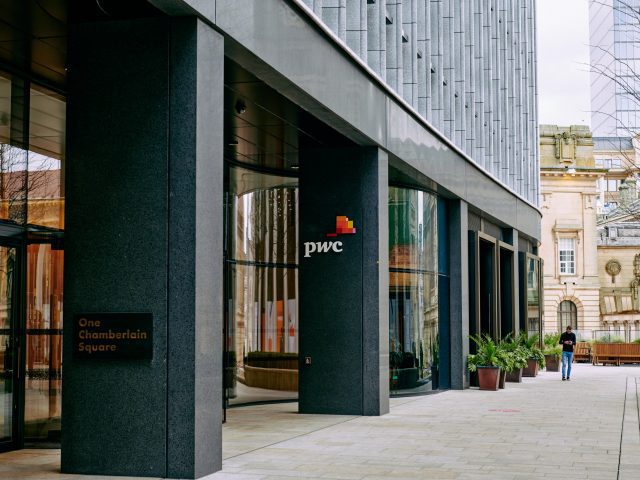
left=591, top=0, right=640, bottom=136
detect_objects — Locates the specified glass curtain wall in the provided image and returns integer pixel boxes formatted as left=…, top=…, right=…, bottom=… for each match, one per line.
left=0, top=70, right=64, bottom=446
left=0, top=246, right=16, bottom=444
left=526, top=256, right=541, bottom=339
left=389, top=187, right=439, bottom=395
left=225, top=166, right=299, bottom=406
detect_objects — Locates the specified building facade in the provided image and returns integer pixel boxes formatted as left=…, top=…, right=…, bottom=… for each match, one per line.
left=593, top=136, right=639, bottom=214
left=598, top=215, right=640, bottom=339
left=0, top=1, right=542, bottom=478
left=539, top=125, right=603, bottom=335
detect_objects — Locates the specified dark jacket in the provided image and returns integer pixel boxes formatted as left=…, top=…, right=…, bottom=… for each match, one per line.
left=559, top=331, right=577, bottom=353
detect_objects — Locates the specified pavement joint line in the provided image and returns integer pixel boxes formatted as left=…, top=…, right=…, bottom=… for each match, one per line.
left=222, top=415, right=359, bottom=462
left=618, top=376, right=630, bottom=480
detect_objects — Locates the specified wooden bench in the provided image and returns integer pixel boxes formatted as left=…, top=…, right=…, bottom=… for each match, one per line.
left=592, top=343, right=640, bottom=366
left=617, top=344, right=640, bottom=364
left=592, top=343, right=623, bottom=366
left=573, top=342, right=590, bottom=363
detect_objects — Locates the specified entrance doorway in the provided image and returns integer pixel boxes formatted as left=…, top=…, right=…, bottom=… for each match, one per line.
left=0, top=235, right=63, bottom=452
left=0, top=243, right=18, bottom=452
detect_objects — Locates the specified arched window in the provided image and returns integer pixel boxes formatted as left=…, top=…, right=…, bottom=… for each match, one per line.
left=557, top=300, right=577, bottom=331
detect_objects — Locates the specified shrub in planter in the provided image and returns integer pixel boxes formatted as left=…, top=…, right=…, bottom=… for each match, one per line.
left=500, top=334, right=528, bottom=383
left=468, top=334, right=501, bottom=391
left=543, top=333, right=561, bottom=371
left=517, top=332, right=545, bottom=376
left=543, top=345, right=562, bottom=372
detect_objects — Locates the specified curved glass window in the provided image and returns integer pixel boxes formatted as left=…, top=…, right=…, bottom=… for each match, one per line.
left=389, top=187, right=439, bottom=395
left=225, top=166, right=298, bottom=406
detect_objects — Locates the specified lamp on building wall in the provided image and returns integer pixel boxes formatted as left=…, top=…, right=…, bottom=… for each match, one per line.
left=235, top=100, right=247, bottom=114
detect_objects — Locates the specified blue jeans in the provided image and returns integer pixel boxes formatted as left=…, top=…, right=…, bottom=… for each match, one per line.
left=562, top=351, right=573, bottom=378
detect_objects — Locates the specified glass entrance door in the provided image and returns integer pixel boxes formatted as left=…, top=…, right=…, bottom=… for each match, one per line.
left=0, top=245, right=17, bottom=450
left=23, top=240, right=63, bottom=445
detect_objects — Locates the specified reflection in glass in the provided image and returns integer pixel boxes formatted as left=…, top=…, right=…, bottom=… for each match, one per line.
left=225, top=166, right=298, bottom=406
left=0, top=246, right=15, bottom=443
left=27, top=86, right=65, bottom=229
left=389, top=187, right=439, bottom=395
left=527, top=257, right=541, bottom=339
left=24, top=243, right=63, bottom=443
left=0, top=74, right=28, bottom=225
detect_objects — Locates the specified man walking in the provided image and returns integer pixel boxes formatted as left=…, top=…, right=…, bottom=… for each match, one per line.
left=559, top=325, right=577, bottom=381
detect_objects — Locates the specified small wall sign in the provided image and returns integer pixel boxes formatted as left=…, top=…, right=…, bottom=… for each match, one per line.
left=73, top=313, right=153, bottom=359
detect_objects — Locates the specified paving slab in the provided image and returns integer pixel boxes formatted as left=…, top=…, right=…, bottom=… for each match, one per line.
left=1, top=363, right=639, bottom=479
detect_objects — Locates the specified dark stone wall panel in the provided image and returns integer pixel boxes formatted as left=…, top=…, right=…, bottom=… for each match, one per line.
left=299, top=147, right=388, bottom=415
left=63, top=18, right=170, bottom=477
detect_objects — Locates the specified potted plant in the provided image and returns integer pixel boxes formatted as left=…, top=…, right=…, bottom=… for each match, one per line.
left=543, top=333, right=562, bottom=372
left=499, top=334, right=528, bottom=382
left=495, top=346, right=513, bottom=389
left=467, top=334, right=501, bottom=391
left=517, top=332, right=545, bottom=377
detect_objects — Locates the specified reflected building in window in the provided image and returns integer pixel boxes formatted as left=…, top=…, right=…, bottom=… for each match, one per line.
left=388, top=187, right=440, bottom=395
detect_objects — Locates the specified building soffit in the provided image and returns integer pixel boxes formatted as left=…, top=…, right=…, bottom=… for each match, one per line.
left=153, top=0, right=542, bottom=241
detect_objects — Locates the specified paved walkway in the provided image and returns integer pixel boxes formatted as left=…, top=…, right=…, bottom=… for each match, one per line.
left=1, top=363, right=639, bottom=480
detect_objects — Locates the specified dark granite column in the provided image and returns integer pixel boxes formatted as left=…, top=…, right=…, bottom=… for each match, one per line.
left=506, top=229, right=521, bottom=336
left=299, top=147, right=389, bottom=416
left=62, top=17, right=222, bottom=478
left=448, top=199, right=469, bottom=389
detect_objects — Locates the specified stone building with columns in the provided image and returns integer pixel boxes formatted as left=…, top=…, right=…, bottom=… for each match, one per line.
left=539, top=125, right=604, bottom=335
left=541, top=126, right=640, bottom=340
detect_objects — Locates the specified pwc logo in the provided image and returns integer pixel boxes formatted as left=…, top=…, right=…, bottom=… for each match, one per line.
left=303, top=216, right=357, bottom=258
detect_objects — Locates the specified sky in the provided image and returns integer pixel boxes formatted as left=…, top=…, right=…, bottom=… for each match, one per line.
left=537, top=0, right=592, bottom=127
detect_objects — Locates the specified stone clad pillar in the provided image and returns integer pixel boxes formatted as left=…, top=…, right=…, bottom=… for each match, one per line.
left=449, top=199, right=469, bottom=389
left=62, top=17, right=223, bottom=478
left=298, top=147, right=389, bottom=416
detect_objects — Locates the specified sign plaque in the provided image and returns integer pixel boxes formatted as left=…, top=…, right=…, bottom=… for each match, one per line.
left=73, top=313, right=153, bottom=359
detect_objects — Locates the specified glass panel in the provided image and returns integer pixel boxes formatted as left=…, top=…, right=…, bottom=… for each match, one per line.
left=389, top=271, right=439, bottom=395
left=225, top=166, right=299, bottom=406
left=28, top=85, right=65, bottom=229
left=0, top=246, right=16, bottom=443
left=527, top=258, right=541, bottom=339
left=229, top=166, right=297, bottom=264
left=0, top=74, right=28, bottom=225
left=24, top=243, right=63, bottom=443
left=226, top=263, right=298, bottom=405
left=389, top=187, right=439, bottom=395
left=389, top=187, right=438, bottom=273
